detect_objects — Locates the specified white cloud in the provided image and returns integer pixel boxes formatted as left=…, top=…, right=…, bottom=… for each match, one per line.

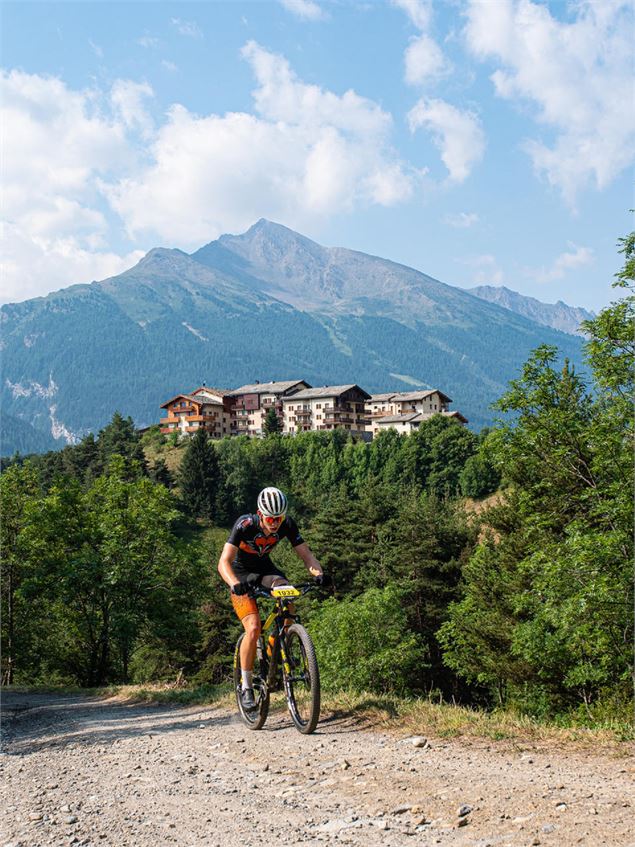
left=242, top=41, right=391, bottom=136
left=170, top=18, right=203, bottom=39
left=137, top=34, right=160, bottom=48
left=162, top=60, right=178, bottom=73
left=464, top=254, right=504, bottom=286
left=110, top=79, right=154, bottom=138
left=1, top=221, right=144, bottom=304
left=0, top=70, right=143, bottom=303
left=533, top=244, right=594, bottom=283
left=404, top=34, right=446, bottom=85
left=464, top=0, right=635, bottom=202
left=105, top=42, right=416, bottom=244
left=392, top=0, right=448, bottom=85
left=279, top=0, right=325, bottom=21
left=408, top=97, right=485, bottom=182
left=1, top=70, right=128, bottom=221
left=444, top=211, right=479, bottom=228
left=391, top=0, right=433, bottom=31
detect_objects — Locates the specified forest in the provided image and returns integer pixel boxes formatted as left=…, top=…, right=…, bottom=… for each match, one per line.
left=2, top=232, right=632, bottom=729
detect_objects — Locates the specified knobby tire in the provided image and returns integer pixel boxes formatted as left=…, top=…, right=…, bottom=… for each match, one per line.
left=234, top=633, right=270, bottom=730
left=284, top=624, right=320, bottom=734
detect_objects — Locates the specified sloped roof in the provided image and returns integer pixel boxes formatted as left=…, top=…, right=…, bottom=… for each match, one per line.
left=368, top=393, right=398, bottom=402
left=284, top=384, right=371, bottom=401
left=229, top=380, right=310, bottom=396
left=160, top=393, right=224, bottom=409
left=374, top=413, right=419, bottom=424
left=393, top=389, right=452, bottom=403
left=191, top=386, right=232, bottom=397
left=442, top=410, right=468, bottom=423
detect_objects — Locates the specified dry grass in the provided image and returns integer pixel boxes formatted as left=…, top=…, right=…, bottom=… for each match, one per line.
left=318, top=690, right=634, bottom=750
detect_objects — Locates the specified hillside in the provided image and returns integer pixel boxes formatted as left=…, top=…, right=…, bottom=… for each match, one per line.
left=1, top=220, right=585, bottom=454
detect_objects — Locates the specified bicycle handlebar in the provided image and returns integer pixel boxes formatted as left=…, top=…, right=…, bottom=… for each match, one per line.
left=248, top=582, right=316, bottom=600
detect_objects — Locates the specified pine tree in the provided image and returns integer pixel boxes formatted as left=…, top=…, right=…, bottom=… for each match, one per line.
left=179, top=429, right=220, bottom=519
left=98, top=412, right=147, bottom=478
left=263, top=407, right=282, bottom=435
left=149, top=458, right=173, bottom=489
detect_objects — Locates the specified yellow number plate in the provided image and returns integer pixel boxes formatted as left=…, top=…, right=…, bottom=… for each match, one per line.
left=271, top=586, right=301, bottom=598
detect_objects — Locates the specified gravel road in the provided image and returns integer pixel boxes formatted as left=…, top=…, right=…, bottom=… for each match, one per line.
left=1, top=691, right=633, bottom=847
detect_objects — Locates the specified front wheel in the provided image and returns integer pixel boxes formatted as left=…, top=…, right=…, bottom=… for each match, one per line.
left=234, top=633, right=269, bottom=730
left=283, top=624, right=320, bottom=734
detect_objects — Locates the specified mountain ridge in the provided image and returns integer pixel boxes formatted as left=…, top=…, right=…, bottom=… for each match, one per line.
left=2, top=220, right=586, bottom=454
left=468, top=284, right=595, bottom=335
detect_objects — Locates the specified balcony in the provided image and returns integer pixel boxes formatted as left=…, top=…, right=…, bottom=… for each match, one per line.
left=295, top=409, right=312, bottom=418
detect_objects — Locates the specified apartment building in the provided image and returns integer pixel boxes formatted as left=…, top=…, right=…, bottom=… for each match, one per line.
left=229, top=380, right=311, bottom=437
left=159, top=381, right=466, bottom=440
left=372, top=409, right=468, bottom=435
left=282, top=385, right=371, bottom=435
left=160, top=387, right=233, bottom=438
left=366, top=389, right=461, bottom=435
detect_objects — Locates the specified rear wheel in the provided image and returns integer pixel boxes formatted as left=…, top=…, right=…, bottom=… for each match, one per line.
left=234, top=633, right=269, bottom=730
left=283, top=624, right=320, bottom=734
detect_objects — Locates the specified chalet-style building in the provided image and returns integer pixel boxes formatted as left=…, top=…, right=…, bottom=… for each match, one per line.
left=282, top=385, right=371, bottom=435
left=372, top=409, right=468, bottom=435
left=367, top=389, right=467, bottom=435
left=228, top=380, right=311, bottom=437
left=160, top=387, right=233, bottom=438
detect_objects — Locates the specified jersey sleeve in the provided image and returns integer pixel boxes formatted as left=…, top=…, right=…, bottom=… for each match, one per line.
left=283, top=515, right=304, bottom=547
left=227, top=515, right=252, bottom=547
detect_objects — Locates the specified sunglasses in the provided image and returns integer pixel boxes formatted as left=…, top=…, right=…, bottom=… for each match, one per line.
left=261, top=514, right=284, bottom=525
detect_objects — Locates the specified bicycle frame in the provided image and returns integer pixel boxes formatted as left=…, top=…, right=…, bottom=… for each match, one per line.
left=253, top=584, right=314, bottom=690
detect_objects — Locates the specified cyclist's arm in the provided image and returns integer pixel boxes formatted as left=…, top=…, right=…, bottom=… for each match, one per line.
left=292, top=542, right=323, bottom=578
left=218, top=542, right=240, bottom=588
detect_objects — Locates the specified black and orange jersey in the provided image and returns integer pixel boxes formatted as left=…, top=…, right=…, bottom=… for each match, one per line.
left=227, top=513, right=304, bottom=574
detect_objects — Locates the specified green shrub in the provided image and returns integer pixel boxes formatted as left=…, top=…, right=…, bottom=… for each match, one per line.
left=309, top=584, right=425, bottom=695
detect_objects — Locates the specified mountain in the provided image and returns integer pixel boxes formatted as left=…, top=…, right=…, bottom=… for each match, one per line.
left=468, top=285, right=595, bottom=335
left=2, top=220, right=586, bottom=454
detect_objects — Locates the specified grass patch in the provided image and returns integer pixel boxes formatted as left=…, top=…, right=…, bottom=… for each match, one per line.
left=317, top=690, right=634, bottom=748
left=111, top=682, right=233, bottom=707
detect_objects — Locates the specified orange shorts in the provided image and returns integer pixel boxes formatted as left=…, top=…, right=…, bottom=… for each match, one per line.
left=231, top=593, right=259, bottom=621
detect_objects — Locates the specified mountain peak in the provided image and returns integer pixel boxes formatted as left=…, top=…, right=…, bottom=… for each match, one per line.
left=137, top=247, right=190, bottom=267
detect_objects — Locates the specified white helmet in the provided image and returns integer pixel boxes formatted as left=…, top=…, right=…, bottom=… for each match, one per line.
left=257, top=486, right=288, bottom=517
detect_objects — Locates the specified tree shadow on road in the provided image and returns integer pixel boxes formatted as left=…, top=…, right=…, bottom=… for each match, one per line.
left=1, top=691, right=235, bottom=756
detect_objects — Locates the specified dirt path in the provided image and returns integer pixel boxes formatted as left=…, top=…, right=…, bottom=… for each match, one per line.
left=1, top=691, right=633, bottom=847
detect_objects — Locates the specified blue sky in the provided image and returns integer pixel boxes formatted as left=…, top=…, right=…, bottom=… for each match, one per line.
left=1, top=0, right=633, bottom=311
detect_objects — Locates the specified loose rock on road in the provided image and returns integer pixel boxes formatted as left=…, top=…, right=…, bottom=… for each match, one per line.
left=1, top=691, right=633, bottom=846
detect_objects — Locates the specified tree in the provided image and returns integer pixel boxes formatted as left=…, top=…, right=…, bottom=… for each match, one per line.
left=0, top=464, right=39, bottom=683
left=179, top=429, right=220, bottom=519
left=98, top=412, right=147, bottom=478
left=19, top=457, right=185, bottom=684
left=263, top=407, right=282, bottom=435
left=403, top=415, right=478, bottom=497
left=149, top=457, right=173, bottom=489
left=440, top=232, right=634, bottom=716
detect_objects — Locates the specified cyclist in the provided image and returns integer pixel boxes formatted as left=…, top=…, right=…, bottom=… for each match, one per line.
left=217, top=486, right=323, bottom=710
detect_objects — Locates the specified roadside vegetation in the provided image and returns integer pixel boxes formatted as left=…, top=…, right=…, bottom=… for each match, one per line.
left=2, top=231, right=633, bottom=741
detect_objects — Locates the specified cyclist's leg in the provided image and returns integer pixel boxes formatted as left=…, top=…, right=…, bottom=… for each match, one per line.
left=231, top=591, right=261, bottom=672
left=260, top=572, right=295, bottom=624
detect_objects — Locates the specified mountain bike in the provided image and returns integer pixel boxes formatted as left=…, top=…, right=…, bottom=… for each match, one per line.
left=233, top=582, right=320, bottom=734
